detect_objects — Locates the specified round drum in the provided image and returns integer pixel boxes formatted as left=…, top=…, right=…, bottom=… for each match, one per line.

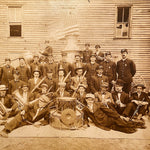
left=56, top=97, right=76, bottom=112
left=60, top=109, right=76, bottom=126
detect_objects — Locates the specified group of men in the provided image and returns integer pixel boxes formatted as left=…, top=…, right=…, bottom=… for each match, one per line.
left=0, top=44, right=149, bottom=137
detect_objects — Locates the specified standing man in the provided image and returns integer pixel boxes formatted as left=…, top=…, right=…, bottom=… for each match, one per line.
left=16, top=57, right=31, bottom=83
left=82, top=43, right=93, bottom=64
left=8, top=69, right=25, bottom=94
left=116, top=49, right=136, bottom=94
left=0, top=58, right=14, bottom=86
left=69, top=54, right=85, bottom=77
left=94, top=44, right=104, bottom=64
left=44, top=55, right=58, bottom=78
left=102, top=52, right=117, bottom=92
left=30, top=54, right=44, bottom=77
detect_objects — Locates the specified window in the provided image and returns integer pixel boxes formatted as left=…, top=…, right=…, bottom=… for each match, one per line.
left=115, top=6, right=131, bottom=38
left=8, top=6, right=22, bottom=37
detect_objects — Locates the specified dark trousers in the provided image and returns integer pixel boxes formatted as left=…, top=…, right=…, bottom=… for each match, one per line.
left=123, top=102, right=148, bottom=117
left=122, top=82, right=131, bottom=94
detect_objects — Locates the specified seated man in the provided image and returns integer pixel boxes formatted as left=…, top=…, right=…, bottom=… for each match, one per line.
left=28, top=69, right=42, bottom=93
left=90, top=65, right=108, bottom=94
left=70, top=67, right=87, bottom=93
left=81, top=82, right=145, bottom=133
left=111, top=79, right=130, bottom=116
left=123, top=84, right=150, bottom=120
left=43, top=69, right=56, bottom=92
left=0, top=85, right=17, bottom=121
left=0, top=83, right=54, bottom=138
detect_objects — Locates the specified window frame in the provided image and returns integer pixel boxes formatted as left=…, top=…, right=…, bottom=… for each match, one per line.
left=114, top=4, right=132, bottom=39
left=7, top=5, right=24, bottom=38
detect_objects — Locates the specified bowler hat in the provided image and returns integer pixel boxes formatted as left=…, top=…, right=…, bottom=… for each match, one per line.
left=134, top=84, right=146, bottom=89
left=78, top=84, right=87, bottom=89
left=115, top=79, right=125, bottom=86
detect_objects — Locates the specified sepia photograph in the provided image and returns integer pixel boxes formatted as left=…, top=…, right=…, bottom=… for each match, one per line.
left=0, top=0, right=150, bottom=149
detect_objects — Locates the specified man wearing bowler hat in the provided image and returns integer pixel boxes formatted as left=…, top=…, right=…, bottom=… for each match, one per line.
left=69, top=54, right=85, bottom=77
left=28, top=68, right=42, bottom=92
left=123, top=84, right=150, bottom=120
left=116, top=49, right=136, bottom=94
left=0, top=58, right=14, bottom=86
left=111, top=79, right=130, bottom=116
left=90, top=65, right=108, bottom=94
left=70, top=67, right=87, bottom=92
left=30, top=54, right=44, bottom=77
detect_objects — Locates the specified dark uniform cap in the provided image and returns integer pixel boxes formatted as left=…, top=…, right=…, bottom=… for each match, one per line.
left=105, top=51, right=111, bottom=56
left=96, top=65, right=104, bottom=70
left=115, top=79, right=125, bottom=86
left=134, top=84, right=146, bottom=89
left=95, top=45, right=101, bottom=48
left=121, top=49, right=128, bottom=54
left=85, top=43, right=90, bottom=47
left=13, top=69, right=20, bottom=75
left=5, top=58, right=11, bottom=61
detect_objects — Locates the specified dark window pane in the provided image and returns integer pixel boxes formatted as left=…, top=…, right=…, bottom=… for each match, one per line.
left=10, top=25, right=21, bottom=36
left=124, top=7, right=129, bottom=22
left=117, top=7, right=123, bottom=22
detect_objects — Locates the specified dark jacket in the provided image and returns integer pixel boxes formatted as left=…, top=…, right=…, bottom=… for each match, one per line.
left=82, top=50, right=93, bottom=63
left=0, top=65, right=14, bottom=86
left=16, top=66, right=31, bottom=82
left=112, top=91, right=130, bottom=105
left=102, top=60, right=117, bottom=82
left=116, top=58, right=136, bottom=83
left=90, top=75, right=108, bottom=94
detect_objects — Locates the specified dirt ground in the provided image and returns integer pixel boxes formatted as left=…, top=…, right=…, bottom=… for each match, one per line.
left=0, top=116, right=150, bottom=150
